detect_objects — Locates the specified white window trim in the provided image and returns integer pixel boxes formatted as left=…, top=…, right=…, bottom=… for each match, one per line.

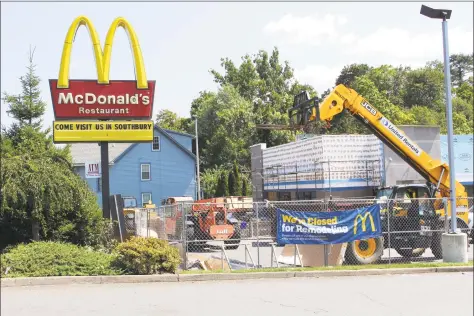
left=152, top=136, right=161, bottom=152
left=141, top=163, right=151, bottom=181
left=141, top=193, right=152, bottom=206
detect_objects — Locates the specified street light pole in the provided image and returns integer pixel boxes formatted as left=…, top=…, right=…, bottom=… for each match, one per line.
left=420, top=4, right=457, bottom=233
left=440, top=15, right=458, bottom=234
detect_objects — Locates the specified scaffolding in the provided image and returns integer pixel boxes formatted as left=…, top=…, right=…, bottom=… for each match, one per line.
left=262, top=159, right=383, bottom=200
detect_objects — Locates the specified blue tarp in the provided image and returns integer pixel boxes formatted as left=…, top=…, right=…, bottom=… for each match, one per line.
left=276, top=204, right=382, bottom=245
left=440, top=135, right=474, bottom=185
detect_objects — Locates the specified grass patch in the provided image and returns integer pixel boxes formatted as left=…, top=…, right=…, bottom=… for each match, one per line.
left=180, top=260, right=473, bottom=274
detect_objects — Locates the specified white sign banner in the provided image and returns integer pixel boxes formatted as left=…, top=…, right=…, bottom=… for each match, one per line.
left=85, top=161, right=101, bottom=178
left=380, top=117, right=423, bottom=156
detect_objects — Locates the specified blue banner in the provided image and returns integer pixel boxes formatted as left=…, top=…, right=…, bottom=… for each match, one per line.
left=276, top=204, right=382, bottom=245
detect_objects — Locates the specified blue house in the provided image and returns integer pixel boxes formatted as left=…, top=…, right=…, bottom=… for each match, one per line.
left=70, top=126, right=197, bottom=207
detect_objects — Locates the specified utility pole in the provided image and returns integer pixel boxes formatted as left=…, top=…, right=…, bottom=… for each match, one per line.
left=195, top=118, right=201, bottom=200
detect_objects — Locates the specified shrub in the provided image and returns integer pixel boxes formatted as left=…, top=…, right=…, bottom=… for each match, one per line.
left=0, top=127, right=112, bottom=251
left=113, top=236, right=181, bottom=274
left=0, top=241, right=123, bottom=278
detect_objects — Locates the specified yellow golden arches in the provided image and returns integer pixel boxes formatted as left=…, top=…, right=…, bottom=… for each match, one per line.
left=57, top=15, right=148, bottom=89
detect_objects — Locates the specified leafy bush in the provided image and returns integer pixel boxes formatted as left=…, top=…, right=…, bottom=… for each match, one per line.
left=0, top=127, right=112, bottom=251
left=113, top=236, right=181, bottom=274
left=0, top=241, right=123, bottom=278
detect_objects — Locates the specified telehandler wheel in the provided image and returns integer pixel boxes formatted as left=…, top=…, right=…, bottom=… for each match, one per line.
left=395, top=248, right=425, bottom=258
left=224, top=224, right=242, bottom=250
left=186, top=225, right=206, bottom=252
left=345, top=237, right=384, bottom=265
left=431, top=231, right=443, bottom=259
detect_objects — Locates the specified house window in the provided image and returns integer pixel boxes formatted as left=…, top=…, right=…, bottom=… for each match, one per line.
left=152, top=136, right=160, bottom=151
left=141, top=164, right=151, bottom=181
left=142, top=193, right=152, bottom=206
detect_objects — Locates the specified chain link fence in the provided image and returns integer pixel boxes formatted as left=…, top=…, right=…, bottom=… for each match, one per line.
left=132, top=197, right=473, bottom=271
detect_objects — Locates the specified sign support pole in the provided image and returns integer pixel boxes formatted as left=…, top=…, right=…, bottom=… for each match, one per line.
left=101, top=141, right=111, bottom=219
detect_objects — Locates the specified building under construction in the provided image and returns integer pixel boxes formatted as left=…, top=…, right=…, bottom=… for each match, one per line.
left=251, top=125, right=473, bottom=202
left=251, top=133, right=385, bottom=201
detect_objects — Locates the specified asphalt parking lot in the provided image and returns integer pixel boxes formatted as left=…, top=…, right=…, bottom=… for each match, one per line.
left=3, top=272, right=472, bottom=316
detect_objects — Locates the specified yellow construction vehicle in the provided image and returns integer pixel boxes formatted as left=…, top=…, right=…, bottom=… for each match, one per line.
left=298, top=84, right=470, bottom=264
left=122, top=196, right=156, bottom=237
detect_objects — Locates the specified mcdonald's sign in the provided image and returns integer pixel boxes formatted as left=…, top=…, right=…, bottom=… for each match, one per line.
left=353, top=212, right=376, bottom=235
left=49, top=16, right=155, bottom=120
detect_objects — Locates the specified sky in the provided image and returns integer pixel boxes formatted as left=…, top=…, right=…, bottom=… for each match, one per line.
left=1, top=1, right=473, bottom=130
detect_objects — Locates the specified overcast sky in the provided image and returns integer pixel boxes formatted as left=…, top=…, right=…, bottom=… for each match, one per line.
left=1, top=1, right=473, bottom=129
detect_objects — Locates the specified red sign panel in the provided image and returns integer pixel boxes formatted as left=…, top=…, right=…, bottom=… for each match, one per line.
left=49, top=79, right=155, bottom=120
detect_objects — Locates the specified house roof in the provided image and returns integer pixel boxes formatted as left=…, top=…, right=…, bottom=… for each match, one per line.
left=70, top=125, right=195, bottom=166
left=70, top=142, right=133, bottom=165
left=162, top=128, right=195, bottom=139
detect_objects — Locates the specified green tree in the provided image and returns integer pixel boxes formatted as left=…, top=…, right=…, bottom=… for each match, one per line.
left=403, top=66, right=444, bottom=109
left=450, top=53, right=474, bottom=87
left=241, top=175, right=251, bottom=196
left=228, top=170, right=236, bottom=196
left=2, top=47, right=46, bottom=132
left=335, top=63, right=372, bottom=87
left=209, top=47, right=317, bottom=148
left=0, top=48, right=109, bottom=250
left=200, top=167, right=222, bottom=198
left=155, top=109, right=191, bottom=133
left=408, top=106, right=438, bottom=126
left=193, top=85, right=255, bottom=169
left=365, top=65, right=411, bottom=107
left=232, top=161, right=242, bottom=196
left=454, top=76, right=473, bottom=104
left=215, top=171, right=229, bottom=197
left=1, top=126, right=109, bottom=249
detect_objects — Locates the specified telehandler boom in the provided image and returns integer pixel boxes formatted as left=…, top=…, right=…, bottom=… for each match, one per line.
left=300, top=84, right=470, bottom=263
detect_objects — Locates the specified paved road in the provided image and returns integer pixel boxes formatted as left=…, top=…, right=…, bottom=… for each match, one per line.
left=188, top=238, right=474, bottom=269
left=2, top=272, right=472, bottom=316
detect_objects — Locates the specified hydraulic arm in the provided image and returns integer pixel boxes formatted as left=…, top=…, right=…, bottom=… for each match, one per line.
left=315, top=84, right=467, bottom=205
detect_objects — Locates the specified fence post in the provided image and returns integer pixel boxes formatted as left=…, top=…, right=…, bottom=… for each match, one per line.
left=387, top=199, right=391, bottom=264
left=221, top=243, right=224, bottom=270
left=324, top=244, right=328, bottom=267
left=147, top=208, right=150, bottom=238
left=256, top=202, right=260, bottom=267
left=323, top=200, right=328, bottom=266
left=294, top=244, right=297, bottom=267
left=181, top=203, right=188, bottom=270
left=245, top=244, right=248, bottom=269
left=443, top=197, right=449, bottom=233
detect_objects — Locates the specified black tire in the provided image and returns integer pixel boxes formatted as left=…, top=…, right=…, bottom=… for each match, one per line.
left=456, top=220, right=470, bottom=249
left=395, top=248, right=425, bottom=258
left=345, top=237, right=384, bottom=265
left=224, top=224, right=241, bottom=250
left=186, top=225, right=206, bottom=252
left=431, top=231, right=443, bottom=259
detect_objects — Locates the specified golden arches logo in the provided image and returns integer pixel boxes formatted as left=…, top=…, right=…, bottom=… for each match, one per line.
left=57, top=15, right=148, bottom=89
left=353, top=212, right=376, bottom=235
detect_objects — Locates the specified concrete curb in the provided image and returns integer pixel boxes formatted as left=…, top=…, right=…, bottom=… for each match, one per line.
left=1, top=266, right=472, bottom=288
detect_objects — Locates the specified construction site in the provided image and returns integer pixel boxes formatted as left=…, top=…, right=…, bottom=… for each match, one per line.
left=117, top=86, right=474, bottom=272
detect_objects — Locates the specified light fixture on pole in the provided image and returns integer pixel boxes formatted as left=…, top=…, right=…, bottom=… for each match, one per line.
left=420, top=4, right=457, bottom=235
